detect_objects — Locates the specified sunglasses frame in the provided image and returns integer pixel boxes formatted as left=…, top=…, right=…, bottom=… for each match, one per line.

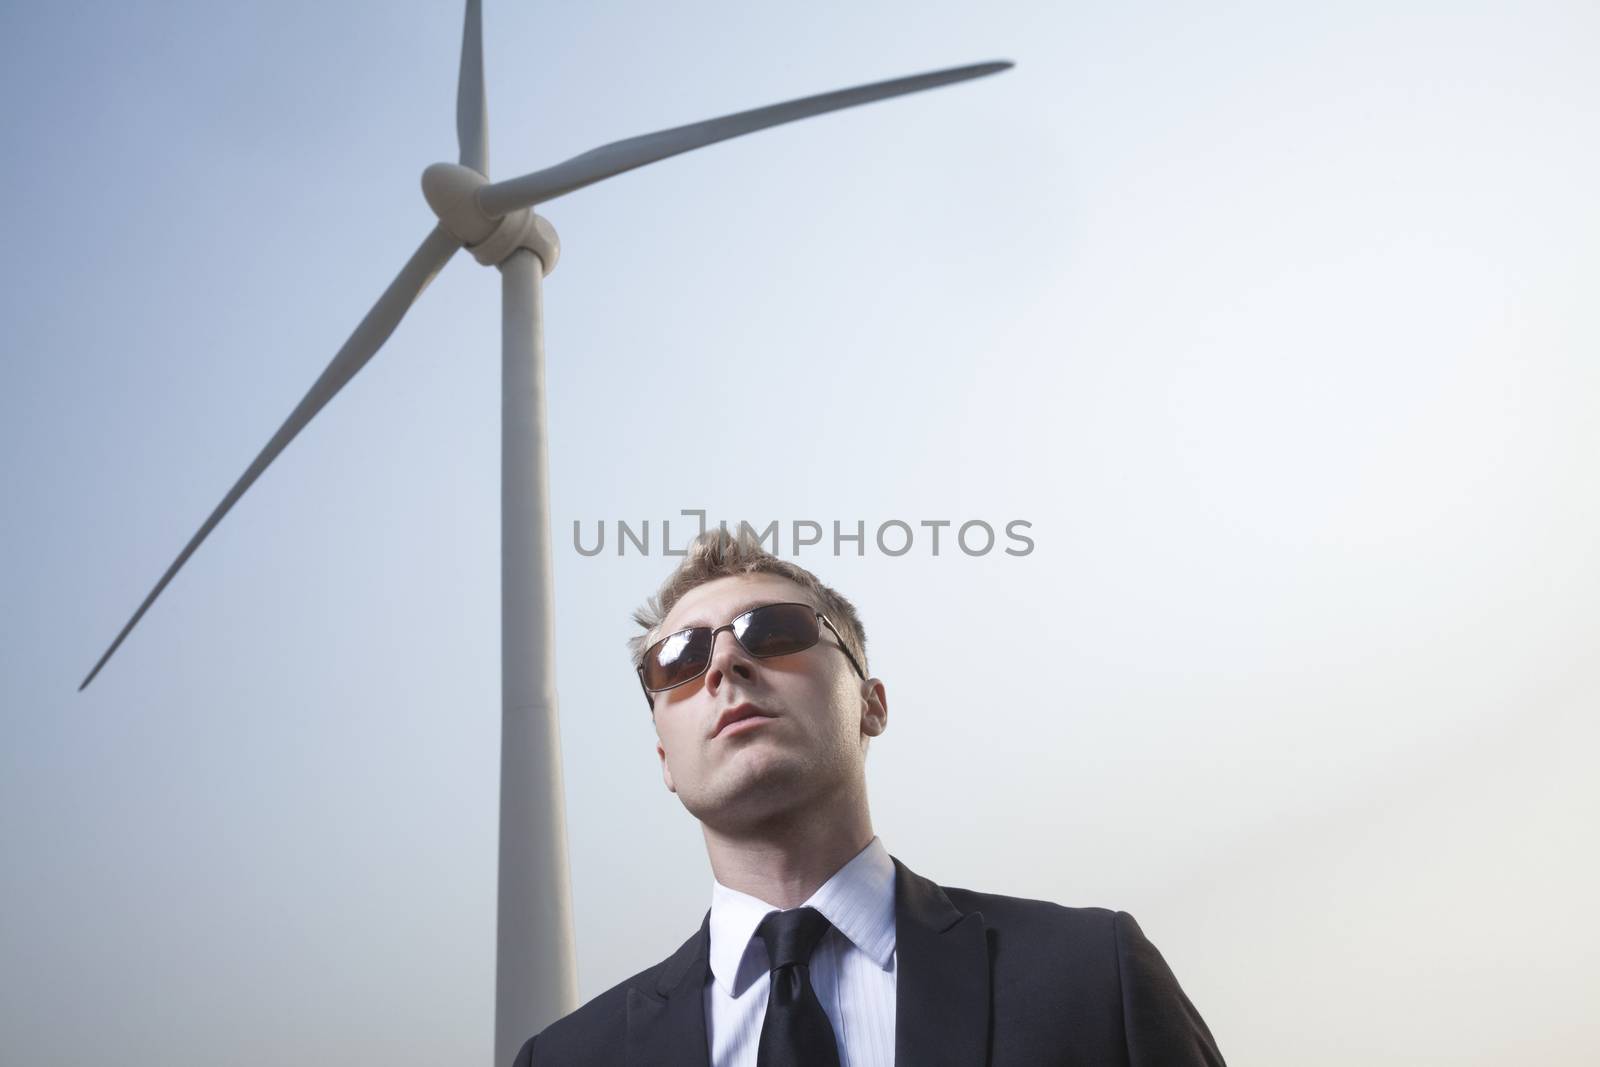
left=636, top=601, right=867, bottom=712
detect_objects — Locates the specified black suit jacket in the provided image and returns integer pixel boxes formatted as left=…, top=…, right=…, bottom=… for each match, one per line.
left=513, top=857, right=1225, bottom=1066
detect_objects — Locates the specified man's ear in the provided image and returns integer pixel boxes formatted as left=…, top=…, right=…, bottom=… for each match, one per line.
left=656, top=738, right=677, bottom=794
left=860, top=677, right=888, bottom=738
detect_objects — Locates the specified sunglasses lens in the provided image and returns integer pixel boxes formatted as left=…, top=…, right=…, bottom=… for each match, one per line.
left=643, top=627, right=712, bottom=691
left=734, top=603, right=820, bottom=658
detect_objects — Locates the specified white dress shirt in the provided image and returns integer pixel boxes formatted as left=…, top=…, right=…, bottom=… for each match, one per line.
left=705, top=836, right=898, bottom=1067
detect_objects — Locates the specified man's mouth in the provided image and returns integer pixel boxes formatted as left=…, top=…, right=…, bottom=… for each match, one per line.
left=711, top=702, right=774, bottom=738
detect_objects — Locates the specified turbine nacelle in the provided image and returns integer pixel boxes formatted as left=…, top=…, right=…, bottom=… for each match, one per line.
left=422, top=162, right=560, bottom=273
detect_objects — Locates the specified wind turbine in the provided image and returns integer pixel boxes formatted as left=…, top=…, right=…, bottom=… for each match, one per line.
left=78, top=1, right=1011, bottom=1060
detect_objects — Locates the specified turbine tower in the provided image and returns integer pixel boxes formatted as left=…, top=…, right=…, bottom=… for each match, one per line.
left=78, top=2, right=1011, bottom=1061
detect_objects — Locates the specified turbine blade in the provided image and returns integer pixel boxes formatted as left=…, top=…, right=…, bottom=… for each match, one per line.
left=477, top=59, right=1013, bottom=216
left=457, top=0, right=488, bottom=174
left=79, top=225, right=462, bottom=691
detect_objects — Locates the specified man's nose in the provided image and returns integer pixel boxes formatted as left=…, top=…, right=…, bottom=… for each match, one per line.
left=705, top=628, right=755, bottom=693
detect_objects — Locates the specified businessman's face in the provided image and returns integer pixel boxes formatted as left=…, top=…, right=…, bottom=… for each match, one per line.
left=649, top=573, right=886, bottom=832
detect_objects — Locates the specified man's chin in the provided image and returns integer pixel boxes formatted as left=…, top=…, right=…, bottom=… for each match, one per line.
left=685, top=758, right=813, bottom=827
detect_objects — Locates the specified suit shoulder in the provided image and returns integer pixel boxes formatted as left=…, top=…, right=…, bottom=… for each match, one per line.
left=939, top=883, right=1132, bottom=984
left=514, top=956, right=682, bottom=1065
left=941, top=882, right=1120, bottom=936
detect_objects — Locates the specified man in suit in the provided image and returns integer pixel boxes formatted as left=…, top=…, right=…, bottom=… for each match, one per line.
left=515, top=530, right=1225, bottom=1065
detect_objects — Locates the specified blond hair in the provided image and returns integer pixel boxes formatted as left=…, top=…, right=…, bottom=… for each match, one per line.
left=629, top=527, right=868, bottom=675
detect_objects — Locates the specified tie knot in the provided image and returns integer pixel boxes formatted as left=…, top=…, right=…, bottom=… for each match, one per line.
left=756, top=906, right=833, bottom=971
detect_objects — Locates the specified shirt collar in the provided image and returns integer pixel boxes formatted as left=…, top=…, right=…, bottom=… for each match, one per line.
left=707, top=836, right=897, bottom=998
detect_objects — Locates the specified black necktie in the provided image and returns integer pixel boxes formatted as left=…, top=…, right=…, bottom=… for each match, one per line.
left=754, top=906, right=842, bottom=1067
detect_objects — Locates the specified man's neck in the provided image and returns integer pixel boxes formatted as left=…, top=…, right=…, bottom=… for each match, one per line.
left=702, top=798, right=875, bottom=910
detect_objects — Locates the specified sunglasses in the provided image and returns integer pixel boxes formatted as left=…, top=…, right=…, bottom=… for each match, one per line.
left=637, top=601, right=866, bottom=709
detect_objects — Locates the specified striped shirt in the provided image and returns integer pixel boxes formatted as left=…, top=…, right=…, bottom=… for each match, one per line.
left=705, top=837, right=898, bottom=1067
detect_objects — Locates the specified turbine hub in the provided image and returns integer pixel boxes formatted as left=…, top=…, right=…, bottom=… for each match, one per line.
left=421, top=163, right=560, bottom=274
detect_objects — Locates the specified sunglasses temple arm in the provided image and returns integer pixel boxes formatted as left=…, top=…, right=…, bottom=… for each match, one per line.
left=820, top=616, right=868, bottom=681
left=636, top=669, right=656, bottom=715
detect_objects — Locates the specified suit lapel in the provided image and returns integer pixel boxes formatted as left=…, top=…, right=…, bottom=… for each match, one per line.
left=625, top=912, right=712, bottom=1067
left=892, top=857, right=991, bottom=1066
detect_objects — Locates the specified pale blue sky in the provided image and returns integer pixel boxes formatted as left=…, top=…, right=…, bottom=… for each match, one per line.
left=4, top=2, right=1598, bottom=1064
